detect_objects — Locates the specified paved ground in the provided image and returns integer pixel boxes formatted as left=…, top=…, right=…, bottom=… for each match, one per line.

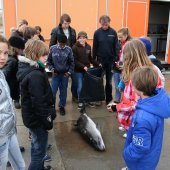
left=8, top=73, right=170, bottom=170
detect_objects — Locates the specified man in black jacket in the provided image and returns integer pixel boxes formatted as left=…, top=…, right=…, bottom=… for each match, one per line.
left=93, top=15, right=120, bottom=104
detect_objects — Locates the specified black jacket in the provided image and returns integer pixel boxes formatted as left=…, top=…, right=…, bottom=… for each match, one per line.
left=49, top=24, right=76, bottom=47
left=72, top=42, right=99, bottom=72
left=2, top=55, right=20, bottom=100
left=93, top=27, right=119, bottom=64
left=17, top=56, right=56, bottom=130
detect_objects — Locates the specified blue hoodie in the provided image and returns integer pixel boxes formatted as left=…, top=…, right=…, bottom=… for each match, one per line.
left=123, top=88, right=170, bottom=170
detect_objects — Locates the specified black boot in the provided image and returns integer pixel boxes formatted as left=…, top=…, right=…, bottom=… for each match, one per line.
left=14, top=100, right=21, bottom=109
left=20, top=146, right=25, bottom=152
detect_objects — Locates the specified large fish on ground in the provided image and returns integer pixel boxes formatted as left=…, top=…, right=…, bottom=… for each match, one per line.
left=75, top=113, right=105, bottom=151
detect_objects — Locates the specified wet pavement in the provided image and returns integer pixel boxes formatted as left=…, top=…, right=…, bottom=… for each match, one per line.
left=9, top=74, right=170, bottom=170
left=52, top=73, right=170, bottom=170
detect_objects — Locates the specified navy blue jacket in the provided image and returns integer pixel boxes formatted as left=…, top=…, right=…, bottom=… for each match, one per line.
left=47, top=44, right=74, bottom=74
left=123, top=88, right=170, bottom=170
left=93, top=27, right=119, bottom=64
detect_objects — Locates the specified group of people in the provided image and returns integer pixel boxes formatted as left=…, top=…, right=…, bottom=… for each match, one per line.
left=0, top=12, right=170, bottom=170
left=0, top=19, right=55, bottom=170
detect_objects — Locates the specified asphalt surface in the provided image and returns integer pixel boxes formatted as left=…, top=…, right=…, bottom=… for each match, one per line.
left=8, top=73, right=170, bottom=170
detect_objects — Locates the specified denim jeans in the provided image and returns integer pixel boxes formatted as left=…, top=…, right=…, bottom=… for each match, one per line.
left=0, top=134, right=25, bottom=170
left=51, top=74, right=69, bottom=107
left=74, top=72, right=84, bottom=101
left=113, top=71, right=121, bottom=102
left=28, top=127, right=48, bottom=170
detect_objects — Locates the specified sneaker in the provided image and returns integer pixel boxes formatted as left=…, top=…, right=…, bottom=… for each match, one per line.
left=118, top=126, right=126, bottom=132
left=43, top=154, right=52, bottom=162
left=78, top=103, right=84, bottom=110
left=72, top=96, right=78, bottom=103
left=95, top=101, right=102, bottom=106
left=107, top=101, right=117, bottom=112
left=87, top=102, right=95, bottom=108
left=47, top=144, right=52, bottom=150
left=59, top=107, right=65, bottom=116
left=121, top=167, right=128, bottom=170
left=7, top=161, right=11, bottom=167
left=28, top=132, right=32, bottom=141
left=20, top=146, right=25, bottom=152
left=14, top=100, right=21, bottom=109
left=123, top=133, right=127, bottom=138
left=44, top=165, right=53, bottom=170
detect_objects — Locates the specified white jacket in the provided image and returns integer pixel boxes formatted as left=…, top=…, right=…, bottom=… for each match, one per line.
left=0, top=70, right=16, bottom=145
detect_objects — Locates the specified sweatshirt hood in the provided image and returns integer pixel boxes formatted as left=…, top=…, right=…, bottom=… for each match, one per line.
left=136, top=88, right=170, bottom=119
left=17, top=55, right=39, bottom=82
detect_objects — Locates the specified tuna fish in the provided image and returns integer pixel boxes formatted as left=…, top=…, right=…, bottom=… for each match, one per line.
left=76, top=113, right=105, bottom=151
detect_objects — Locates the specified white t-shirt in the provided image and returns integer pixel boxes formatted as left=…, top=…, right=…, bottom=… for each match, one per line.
left=63, top=29, right=69, bottom=39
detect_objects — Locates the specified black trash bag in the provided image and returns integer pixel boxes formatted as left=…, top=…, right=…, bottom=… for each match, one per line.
left=79, top=67, right=105, bottom=103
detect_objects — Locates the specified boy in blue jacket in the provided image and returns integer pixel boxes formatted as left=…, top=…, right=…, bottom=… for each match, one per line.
left=47, top=34, right=74, bottom=115
left=123, top=66, right=170, bottom=170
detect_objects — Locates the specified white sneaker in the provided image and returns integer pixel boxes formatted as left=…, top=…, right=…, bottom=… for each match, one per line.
left=121, top=167, right=128, bottom=170
left=107, top=101, right=117, bottom=112
left=123, top=133, right=127, bottom=138
left=118, top=126, right=126, bottom=132
left=78, top=103, right=84, bottom=110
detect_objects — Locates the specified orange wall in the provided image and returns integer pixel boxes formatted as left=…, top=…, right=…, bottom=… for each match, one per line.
left=4, top=0, right=149, bottom=42
left=16, top=0, right=56, bottom=41
left=98, top=0, right=106, bottom=28
left=167, top=37, right=170, bottom=63
left=108, top=0, right=123, bottom=31
left=3, top=0, right=16, bottom=39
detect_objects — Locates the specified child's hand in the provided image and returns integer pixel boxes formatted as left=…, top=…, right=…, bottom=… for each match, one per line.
left=64, top=72, right=70, bottom=77
left=84, top=66, right=88, bottom=71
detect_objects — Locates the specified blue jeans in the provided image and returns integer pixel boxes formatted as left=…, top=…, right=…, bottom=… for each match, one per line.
left=28, top=127, right=48, bottom=170
left=0, top=134, right=25, bottom=170
left=74, top=72, right=84, bottom=101
left=113, top=71, right=121, bottom=102
left=51, top=75, right=69, bottom=107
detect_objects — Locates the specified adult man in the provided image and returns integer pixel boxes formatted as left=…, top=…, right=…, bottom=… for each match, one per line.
left=93, top=15, right=119, bottom=104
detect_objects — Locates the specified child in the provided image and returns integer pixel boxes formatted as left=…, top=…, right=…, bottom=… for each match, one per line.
left=17, top=39, right=56, bottom=170
left=112, top=28, right=131, bottom=105
left=123, top=66, right=170, bottom=170
left=0, top=35, right=25, bottom=169
left=115, top=39, right=164, bottom=138
left=72, top=31, right=99, bottom=109
left=139, top=37, right=164, bottom=72
left=35, top=26, right=45, bottom=42
left=3, top=36, right=25, bottom=109
left=47, top=34, right=74, bottom=115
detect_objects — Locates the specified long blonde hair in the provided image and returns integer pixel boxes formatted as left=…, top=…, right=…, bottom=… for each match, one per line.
left=122, top=39, right=152, bottom=82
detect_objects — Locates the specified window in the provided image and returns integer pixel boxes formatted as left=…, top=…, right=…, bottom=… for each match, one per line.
left=0, top=0, right=4, bottom=35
